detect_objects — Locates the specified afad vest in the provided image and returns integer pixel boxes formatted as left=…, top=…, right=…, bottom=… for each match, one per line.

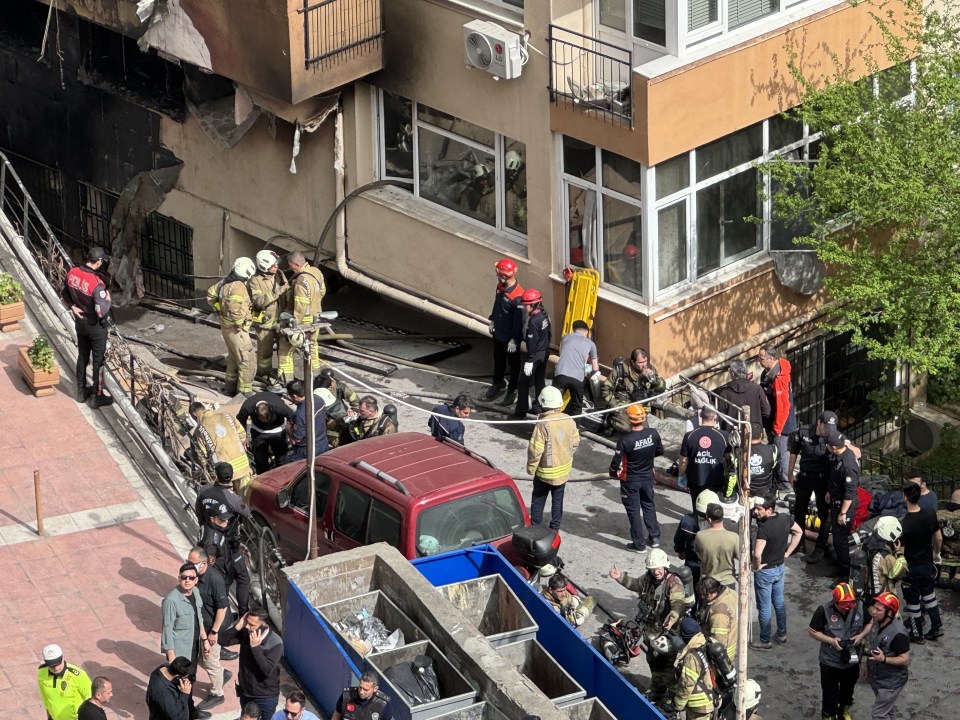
left=819, top=600, right=864, bottom=669
left=867, top=618, right=909, bottom=689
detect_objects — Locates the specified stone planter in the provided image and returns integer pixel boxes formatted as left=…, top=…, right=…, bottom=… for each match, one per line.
left=0, top=301, right=25, bottom=332
left=17, top=346, right=59, bottom=397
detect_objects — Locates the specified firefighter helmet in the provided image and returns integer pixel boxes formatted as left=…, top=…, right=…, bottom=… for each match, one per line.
left=696, top=489, right=721, bottom=515
left=832, top=582, right=857, bottom=611
left=538, top=386, right=563, bottom=410
left=874, top=591, right=900, bottom=616
left=874, top=516, right=902, bottom=543
left=255, top=250, right=279, bottom=272
left=233, top=257, right=256, bottom=279
left=505, top=150, right=523, bottom=172
left=645, top=548, right=669, bottom=570
left=742, top=679, right=762, bottom=710
left=288, top=330, right=305, bottom=349
left=625, top=403, right=646, bottom=425
left=495, top=258, right=517, bottom=277
left=521, top=288, right=542, bottom=305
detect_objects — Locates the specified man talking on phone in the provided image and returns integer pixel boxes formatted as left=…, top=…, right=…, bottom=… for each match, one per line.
left=219, top=608, right=284, bottom=720
left=146, top=656, right=194, bottom=720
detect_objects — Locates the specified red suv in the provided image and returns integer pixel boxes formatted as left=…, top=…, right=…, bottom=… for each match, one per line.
left=247, top=433, right=531, bottom=575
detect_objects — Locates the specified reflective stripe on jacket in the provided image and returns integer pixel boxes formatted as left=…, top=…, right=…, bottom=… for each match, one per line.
left=527, top=410, right=579, bottom=484
left=291, top=265, right=326, bottom=323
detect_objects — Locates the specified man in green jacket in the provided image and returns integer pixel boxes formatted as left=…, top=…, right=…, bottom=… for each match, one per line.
left=37, top=643, right=91, bottom=720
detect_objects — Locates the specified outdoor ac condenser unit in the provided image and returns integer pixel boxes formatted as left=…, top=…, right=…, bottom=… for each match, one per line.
left=463, top=20, right=523, bottom=80
left=904, top=403, right=953, bottom=453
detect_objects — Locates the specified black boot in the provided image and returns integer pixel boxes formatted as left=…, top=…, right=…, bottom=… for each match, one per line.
left=93, top=394, right=114, bottom=408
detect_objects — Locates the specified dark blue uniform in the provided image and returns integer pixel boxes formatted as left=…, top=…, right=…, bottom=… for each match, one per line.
left=610, top=427, right=664, bottom=550
left=428, top=404, right=465, bottom=444
left=828, top=447, right=860, bottom=577
left=516, top=308, right=551, bottom=415
left=790, top=424, right=832, bottom=552
left=61, top=263, right=111, bottom=398
left=489, top=281, right=524, bottom=394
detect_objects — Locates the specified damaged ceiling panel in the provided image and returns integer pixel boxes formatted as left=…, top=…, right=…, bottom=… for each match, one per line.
left=183, top=66, right=261, bottom=149
left=59, top=0, right=156, bottom=37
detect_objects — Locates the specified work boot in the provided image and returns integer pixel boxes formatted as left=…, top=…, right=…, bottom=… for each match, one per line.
left=481, top=384, right=505, bottom=401
left=76, top=385, right=94, bottom=402
left=806, top=548, right=823, bottom=564
left=908, top=631, right=925, bottom=645
left=839, top=706, right=853, bottom=720
left=498, top=391, right=517, bottom=407
left=93, top=394, right=114, bottom=408
left=222, top=383, right=238, bottom=397
left=924, top=626, right=944, bottom=641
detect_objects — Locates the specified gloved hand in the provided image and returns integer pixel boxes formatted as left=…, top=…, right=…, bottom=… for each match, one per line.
left=488, top=321, right=496, bottom=335
left=523, top=361, right=534, bottom=377
left=507, top=339, right=518, bottom=353
left=934, top=553, right=943, bottom=565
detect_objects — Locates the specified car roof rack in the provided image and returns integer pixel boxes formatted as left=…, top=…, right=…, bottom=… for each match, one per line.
left=349, top=459, right=410, bottom=495
left=438, top=436, right=495, bottom=468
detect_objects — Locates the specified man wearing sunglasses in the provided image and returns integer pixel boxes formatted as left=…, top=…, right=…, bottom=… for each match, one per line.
left=271, top=691, right=319, bottom=720
left=160, top=563, right=212, bottom=719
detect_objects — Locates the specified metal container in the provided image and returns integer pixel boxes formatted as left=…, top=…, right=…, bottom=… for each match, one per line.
left=561, top=698, right=617, bottom=720
left=319, top=590, right=429, bottom=667
left=429, top=702, right=510, bottom=720
left=497, top=639, right=586, bottom=707
left=437, top=575, right=538, bottom=647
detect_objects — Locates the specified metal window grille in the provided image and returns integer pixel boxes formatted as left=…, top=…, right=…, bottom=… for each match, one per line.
left=548, top=26, right=633, bottom=129
left=301, top=0, right=383, bottom=69
left=0, top=148, right=65, bottom=239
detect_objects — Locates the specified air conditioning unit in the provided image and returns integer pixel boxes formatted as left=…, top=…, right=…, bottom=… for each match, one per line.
left=463, top=20, right=523, bottom=80
left=905, top=403, right=954, bottom=453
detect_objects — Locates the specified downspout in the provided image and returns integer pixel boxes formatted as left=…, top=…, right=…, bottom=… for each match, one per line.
left=330, top=107, right=491, bottom=337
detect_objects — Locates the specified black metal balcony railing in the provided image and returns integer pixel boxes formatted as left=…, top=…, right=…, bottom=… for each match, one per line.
left=548, top=25, right=633, bottom=129
left=300, top=0, right=383, bottom=69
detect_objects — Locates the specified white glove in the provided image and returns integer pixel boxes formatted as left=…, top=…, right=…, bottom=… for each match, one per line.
left=523, top=361, right=534, bottom=377
left=507, top=339, right=518, bottom=353
left=934, top=553, right=943, bottom=565
left=488, top=322, right=496, bottom=335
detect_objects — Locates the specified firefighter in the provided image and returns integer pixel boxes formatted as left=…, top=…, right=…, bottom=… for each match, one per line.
left=808, top=582, right=869, bottom=720
left=696, top=575, right=738, bottom=662
left=601, top=348, right=667, bottom=434
left=864, top=516, right=908, bottom=605
left=60, top=246, right=114, bottom=407
left=527, top=386, right=580, bottom=530
left=608, top=549, right=689, bottom=704
left=278, top=251, right=326, bottom=382
left=609, top=403, right=664, bottom=551
left=315, top=367, right=360, bottom=448
left=248, top=250, right=288, bottom=385
left=481, top=258, right=525, bottom=405
left=189, top=401, right=253, bottom=499
left=206, top=257, right=256, bottom=397
left=541, top=573, right=595, bottom=627
left=343, top=395, right=398, bottom=443
left=513, top=288, right=551, bottom=417
left=937, top=489, right=960, bottom=585
left=672, top=618, right=717, bottom=720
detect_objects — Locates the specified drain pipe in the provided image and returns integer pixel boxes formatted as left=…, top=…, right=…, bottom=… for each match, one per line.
left=328, top=107, right=491, bottom=337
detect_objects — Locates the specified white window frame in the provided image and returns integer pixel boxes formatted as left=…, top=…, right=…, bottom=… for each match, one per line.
left=376, top=89, right=528, bottom=244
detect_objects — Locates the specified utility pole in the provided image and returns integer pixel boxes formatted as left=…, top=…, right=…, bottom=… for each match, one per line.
left=735, top=405, right=752, bottom=720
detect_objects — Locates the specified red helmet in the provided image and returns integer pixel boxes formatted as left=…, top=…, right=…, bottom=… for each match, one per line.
left=832, top=582, right=857, bottom=611
left=874, top=592, right=899, bottom=616
left=495, top=258, right=517, bottom=278
left=622, top=243, right=639, bottom=259
left=521, top=288, right=542, bottom=305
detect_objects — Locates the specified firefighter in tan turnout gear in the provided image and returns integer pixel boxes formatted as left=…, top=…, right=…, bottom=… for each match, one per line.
left=190, top=401, right=254, bottom=498
left=278, top=251, right=326, bottom=382
left=206, top=257, right=256, bottom=396
left=248, top=250, right=288, bottom=384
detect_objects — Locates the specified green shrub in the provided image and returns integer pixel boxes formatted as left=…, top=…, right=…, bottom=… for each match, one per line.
left=0, top=272, right=24, bottom=305
left=27, top=336, right=56, bottom=372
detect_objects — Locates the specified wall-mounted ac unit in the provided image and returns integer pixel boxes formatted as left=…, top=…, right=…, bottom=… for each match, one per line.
left=905, top=403, right=954, bottom=453
left=463, top=20, right=523, bottom=80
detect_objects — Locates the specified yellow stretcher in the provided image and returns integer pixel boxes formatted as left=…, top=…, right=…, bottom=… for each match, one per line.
left=561, top=267, right=600, bottom=335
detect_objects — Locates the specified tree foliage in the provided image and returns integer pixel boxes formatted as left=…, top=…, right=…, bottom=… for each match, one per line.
left=761, top=0, right=960, bottom=375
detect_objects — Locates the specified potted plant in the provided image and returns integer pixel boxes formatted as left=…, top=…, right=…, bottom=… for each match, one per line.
left=18, top=335, right=60, bottom=397
left=0, top=272, right=25, bottom=331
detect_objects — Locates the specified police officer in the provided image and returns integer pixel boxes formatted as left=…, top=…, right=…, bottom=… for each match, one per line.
left=807, top=583, right=868, bottom=720
left=601, top=348, right=667, bottom=434
left=190, top=401, right=253, bottom=497
left=196, top=462, right=251, bottom=531
left=609, top=403, right=664, bottom=551
left=199, top=508, right=252, bottom=619
left=788, top=411, right=837, bottom=564
left=278, top=251, right=326, bottom=383
left=513, top=288, right=551, bottom=417
left=747, top=422, right=780, bottom=503
left=678, top=407, right=731, bottom=513
left=248, top=250, right=288, bottom=385
left=481, top=258, right=524, bottom=404
left=864, top=592, right=911, bottom=720
left=827, top=431, right=860, bottom=581
left=61, top=246, right=114, bottom=407
left=331, top=672, right=393, bottom=720
left=37, top=642, right=91, bottom=720
left=207, top=257, right=256, bottom=397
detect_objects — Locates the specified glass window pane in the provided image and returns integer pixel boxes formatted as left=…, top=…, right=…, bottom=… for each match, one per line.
left=689, top=0, right=718, bottom=30
left=729, top=0, right=779, bottom=29
left=418, top=104, right=495, bottom=147
left=415, top=487, right=525, bottom=556
left=602, top=196, right=642, bottom=295
left=769, top=114, right=803, bottom=151
left=658, top=202, right=687, bottom=289
left=695, top=167, right=760, bottom=276
left=504, top=138, right=527, bottom=234
left=600, top=0, right=627, bottom=30
left=368, top=500, right=402, bottom=547
left=601, top=150, right=642, bottom=199
left=563, top=136, right=597, bottom=179
left=567, top=183, right=597, bottom=268
left=696, top=122, right=763, bottom=181
left=334, top=484, right=371, bottom=544
left=418, top=128, right=496, bottom=226
left=382, top=91, right=413, bottom=180
left=770, top=174, right=813, bottom=251
left=634, top=0, right=666, bottom=46
left=656, top=153, right=689, bottom=200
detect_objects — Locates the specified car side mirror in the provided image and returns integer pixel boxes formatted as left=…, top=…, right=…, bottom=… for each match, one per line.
left=276, top=486, right=292, bottom=509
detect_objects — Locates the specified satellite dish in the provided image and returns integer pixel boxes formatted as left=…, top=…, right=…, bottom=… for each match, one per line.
left=465, top=31, right=493, bottom=69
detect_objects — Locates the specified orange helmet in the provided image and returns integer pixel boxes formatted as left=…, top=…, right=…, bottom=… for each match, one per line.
left=495, top=258, right=517, bottom=278
left=625, top=403, right=647, bottom=424
left=622, top=243, right=639, bottom=259
left=521, top=288, right=542, bottom=305
left=874, top=592, right=899, bottom=616
left=832, top=582, right=857, bottom=611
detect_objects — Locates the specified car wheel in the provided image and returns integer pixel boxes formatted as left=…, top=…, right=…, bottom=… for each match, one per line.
left=258, top=525, right=286, bottom=614
left=238, top=515, right=266, bottom=577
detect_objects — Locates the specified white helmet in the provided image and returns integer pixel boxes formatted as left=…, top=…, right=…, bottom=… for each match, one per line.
left=874, top=516, right=902, bottom=543
left=645, top=548, right=669, bottom=570
left=505, top=150, right=523, bottom=171
left=255, top=250, right=279, bottom=272
left=538, top=386, right=564, bottom=410
left=233, top=257, right=256, bottom=279
left=742, top=678, right=762, bottom=710
left=695, top=489, right=721, bottom=515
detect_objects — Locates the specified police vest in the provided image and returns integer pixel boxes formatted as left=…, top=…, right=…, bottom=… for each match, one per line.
left=339, top=688, right=390, bottom=720
left=64, top=265, right=110, bottom=326
left=867, top=618, right=909, bottom=689
left=819, top=600, right=864, bottom=668
left=794, top=425, right=832, bottom=475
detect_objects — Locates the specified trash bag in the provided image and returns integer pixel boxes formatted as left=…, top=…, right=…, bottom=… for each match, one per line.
left=384, top=655, right=441, bottom=706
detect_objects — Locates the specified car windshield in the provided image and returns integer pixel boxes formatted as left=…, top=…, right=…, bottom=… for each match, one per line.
left=415, top=486, right=525, bottom=556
